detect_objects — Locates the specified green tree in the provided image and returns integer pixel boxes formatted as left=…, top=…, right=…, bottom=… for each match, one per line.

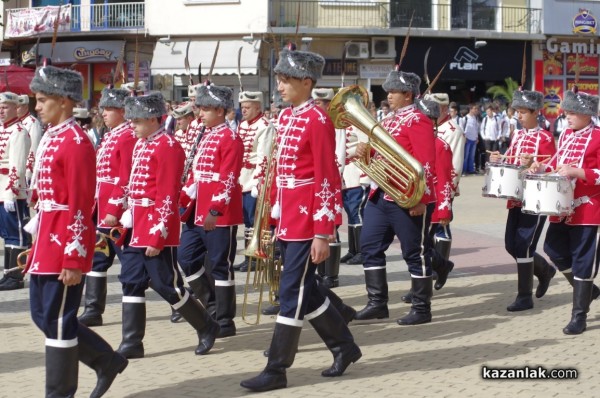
left=486, top=77, right=519, bottom=103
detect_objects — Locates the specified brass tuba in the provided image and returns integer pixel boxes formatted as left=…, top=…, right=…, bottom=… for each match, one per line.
left=328, top=85, right=425, bottom=208
left=241, top=129, right=281, bottom=325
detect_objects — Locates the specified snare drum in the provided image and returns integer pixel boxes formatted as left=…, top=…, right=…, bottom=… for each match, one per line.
left=481, top=163, right=525, bottom=200
left=522, top=174, right=574, bottom=216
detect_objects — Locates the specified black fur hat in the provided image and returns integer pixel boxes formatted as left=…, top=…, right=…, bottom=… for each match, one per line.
left=561, top=90, right=599, bottom=116
left=511, top=90, right=543, bottom=111
left=416, top=98, right=440, bottom=120
left=29, top=65, right=83, bottom=102
left=382, top=70, right=421, bottom=97
left=195, top=85, right=234, bottom=110
left=274, top=49, right=325, bottom=82
left=99, top=88, right=129, bottom=109
left=124, top=92, right=167, bottom=119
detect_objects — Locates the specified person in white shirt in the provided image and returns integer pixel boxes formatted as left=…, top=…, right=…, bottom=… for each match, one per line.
left=480, top=104, right=500, bottom=159
left=462, top=104, right=480, bottom=174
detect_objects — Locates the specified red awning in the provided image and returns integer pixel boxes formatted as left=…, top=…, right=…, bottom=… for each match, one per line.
left=0, top=65, right=35, bottom=95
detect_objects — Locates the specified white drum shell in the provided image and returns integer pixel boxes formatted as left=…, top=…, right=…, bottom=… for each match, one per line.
left=481, top=163, right=525, bottom=200
left=522, top=174, right=574, bottom=216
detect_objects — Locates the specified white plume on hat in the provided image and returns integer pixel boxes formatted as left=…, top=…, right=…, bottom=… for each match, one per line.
left=312, top=88, right=334, bottom=101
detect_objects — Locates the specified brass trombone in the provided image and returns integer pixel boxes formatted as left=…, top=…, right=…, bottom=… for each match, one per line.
left=241, top=130, right=280, bottom=325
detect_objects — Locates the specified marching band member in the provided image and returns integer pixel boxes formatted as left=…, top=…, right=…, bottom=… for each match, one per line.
left=490, top=89, right=557, bottom=312
left=241, top=47, right=360, bottom=393
left=111, top=92, right=219, bottom=358
left=312, top=87, right=345, bottom=287
left=180, top=84, right=244, bottom=338
left=416, top=98, right=456, bottom=292
left=28, top=65, right=127, bottom=398
left=424, top=93, right=465, bottom=284
left=0, top=92, right=31, bottom=291
left=354, top=68, right=437, bottom=325
left=172, top=101, right=197, bottom=157
left=17, top=94, right=43, bottom=185
left=340, top=127, right=370, bottom=267
left=78, top=87, right=137, bottom=327
left=233, top=90, right=274, bottom=273
left=531, top=90, right=600, bottom=334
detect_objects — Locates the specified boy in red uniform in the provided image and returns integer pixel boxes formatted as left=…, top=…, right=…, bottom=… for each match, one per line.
left=241, top=47, right=361, bottom=392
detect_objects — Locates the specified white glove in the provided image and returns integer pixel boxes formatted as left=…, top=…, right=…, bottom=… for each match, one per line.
left=119, top=209, right=133, bottom=228
left=251, top=185, right=259, bottom=198
left=184, top=183, right=197, bottom=200
left=4, top=200, right=15, bottom=212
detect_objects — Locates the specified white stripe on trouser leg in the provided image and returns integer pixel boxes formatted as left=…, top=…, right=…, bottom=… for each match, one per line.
left=516, top=257, right=533, bottom=263
left=16, top=203, right=23, bottom=248
left=167, top=247, right=185, bottom=301
left=185, top=266, right=205, bottom=282
left=87, top=271, right=108, bottom=278
left=172, top=289, right=191, bottom=310
left=122, top=296, right=146, bottom=303
left=276, top=315, right=303, bottom=327
left=46, top=337, right=78, bottom=348
left=576, top=228, right=600, bottom=282
left=304, top=297, right=330, bottom=321
left=294, top=252, right=311, bottom=321
left=525, top=215, right=543, bottom=259
left=227, top=226, right=235, bottom=280
left=57, top=285, right=69, bottom=341
left=418, top=211, right=427, bottom=277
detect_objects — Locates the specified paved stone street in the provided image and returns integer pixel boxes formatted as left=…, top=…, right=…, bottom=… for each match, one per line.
left=0, top=175, right=594, bottom=398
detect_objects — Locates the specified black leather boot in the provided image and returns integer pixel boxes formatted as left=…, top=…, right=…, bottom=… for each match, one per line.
left=116, top=301, right=146, bottom=359
left=316, top=276, right=356, bottom=324
left=320, top=242, right=341, bottom=288
left=507, top=262, right=534, bottom=311
left=533, top=253, right=556, bottom=298
left=46, top=345, right=78, bottom=398
left=170, top=307, right=183, bottom=323
left=562, top=271, right=600, bottom=300
left=401, top=290, right=413, bottom=304
left=433, top=240, right=454, bottom=290
left=354, top=268, right=389, bottom=320
left=347, top=226, right=364, bottom=265
left=0, top=247, right=25, bottom=291
left=187, top=270, right=214, bottom=309
left=215, top=285, right=236, bottom=338
left=563, top=279, right=593, bottom=335
left=175, top=293, right=220, bottom=355
left=78, top=324, right=128, bottom=398
left=240, top=323, right=302, bottom=392
left=340, top=226, right=357, bottom=263
left=309, top=304, right=362, bottom=377
left=397, top=277, right=433, bottom=325
left=79, top=275, right=107, bottom=327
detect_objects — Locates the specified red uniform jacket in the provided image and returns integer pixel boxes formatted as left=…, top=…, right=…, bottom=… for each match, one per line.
left=120, top=128, right=185, bottom=249
left=28, top=118, right=96, bottom=274
left=504, top=127, right=556, bottom=209
left=181, top=122, right=243, bottom=227
left=97, top=121, right=137, bottom=226
left=543, top=124, right=600, bottom=225
left=377, top=104, right=437, bottom=205
left=271, top=99, right=341, bottom=241
left=431, top=137, right=455, bottom=223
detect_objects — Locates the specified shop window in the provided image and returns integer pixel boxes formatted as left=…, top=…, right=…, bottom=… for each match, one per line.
left=390, top=0, right=432, bottom=28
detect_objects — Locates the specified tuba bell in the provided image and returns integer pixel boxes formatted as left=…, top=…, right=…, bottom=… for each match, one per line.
left=328, top=85, right=425, bottom=208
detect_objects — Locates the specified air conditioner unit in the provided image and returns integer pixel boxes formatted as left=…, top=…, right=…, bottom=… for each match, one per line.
left=346, top=42, right=369, bottom=59
left=371, top=37, right=396, bottom=59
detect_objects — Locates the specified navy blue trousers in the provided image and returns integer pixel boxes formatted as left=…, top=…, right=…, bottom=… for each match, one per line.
left=119, top=240, right=187, bottom=304
left=544, top=222, right=600, bottom=280
left=242, top=191, right=257, bottom=229
left=30, top=275, right=83, bottom=341
left=361, top=190, right=433, bottom=277
left=178, top=213, right=237, bottom=284
left=342, top=185, right=369, bottom=225
left=90, top=228, right=123, bottom=274
left=505, top=207, right=546, bottom=261
left=277, top=239, right=326, bottom=325
left=0, top=199, right=31, bottom=248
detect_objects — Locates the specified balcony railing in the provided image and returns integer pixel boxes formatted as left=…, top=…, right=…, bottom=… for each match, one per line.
left=5, top=2, right=144, bottom=38
left=269, top=0, right=542, bottom=34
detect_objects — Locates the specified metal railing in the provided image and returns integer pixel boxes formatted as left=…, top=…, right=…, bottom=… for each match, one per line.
left=269, top=0, right=542, bottom=34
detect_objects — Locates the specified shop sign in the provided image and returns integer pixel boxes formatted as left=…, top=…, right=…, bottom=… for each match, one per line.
left=546, top=37, right=600, bottom=55
left=573, top=8, right=597, bottom=35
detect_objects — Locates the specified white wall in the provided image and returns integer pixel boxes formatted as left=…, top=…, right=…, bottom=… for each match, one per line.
left=145, top=0, right=269, bottom=36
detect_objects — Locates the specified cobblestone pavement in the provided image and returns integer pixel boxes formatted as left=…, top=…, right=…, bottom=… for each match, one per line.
left=0, top=175, right=593, bottom=398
